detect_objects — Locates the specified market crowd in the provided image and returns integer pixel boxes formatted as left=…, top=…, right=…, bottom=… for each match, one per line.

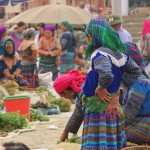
left=0, top=14, right=150, bottom=150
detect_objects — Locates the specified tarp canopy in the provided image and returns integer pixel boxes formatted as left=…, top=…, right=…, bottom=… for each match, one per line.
left=6, top=4, right=93, bottom=25
left=0, top=0, right=30, bottom=6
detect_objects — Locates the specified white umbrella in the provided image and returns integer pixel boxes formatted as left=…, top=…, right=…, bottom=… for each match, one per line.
left=5, top=4, right=93, bottom=25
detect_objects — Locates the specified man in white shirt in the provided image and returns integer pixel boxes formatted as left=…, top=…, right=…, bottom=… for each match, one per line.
left=106, top=14, right=132, bottom=43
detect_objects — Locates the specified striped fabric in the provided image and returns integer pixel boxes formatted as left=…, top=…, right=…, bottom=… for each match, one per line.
left=39, top=56, right=58, bottom=81
left=21, top=64, right=39, bottom=86
left=65, top=104, right=84, bottom=134
left=125, top=117, right=150, bottom=145
left=82, top=112, right=126, bottom=150
left=124, top=78, right=150, bottom=145
left=81, top=95, right=126, bottom=150
left=59, top=52, right=75, bottom=73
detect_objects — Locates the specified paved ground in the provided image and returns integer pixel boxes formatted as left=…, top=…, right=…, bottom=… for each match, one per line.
left=0, top=109, right=83, bottom=149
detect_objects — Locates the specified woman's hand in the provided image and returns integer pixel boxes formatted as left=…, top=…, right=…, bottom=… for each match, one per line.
left=8, top=75, right=16, bottom=81
left=31, top=45, right=39, bottom=51
left=95, top=87, right=111, bottom=103
left=60, top=130, right=69, bottom=142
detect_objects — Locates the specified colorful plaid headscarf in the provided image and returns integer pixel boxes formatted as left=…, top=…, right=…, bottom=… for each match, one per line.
left=85, top=18, right=126, bottom=59
left=124, top=42, right=149, bottom=78
left=61, top=21, right=74, bottom=35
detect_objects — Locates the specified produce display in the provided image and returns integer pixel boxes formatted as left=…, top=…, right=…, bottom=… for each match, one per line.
left=30, top=109, right=49, bottom=122
left=36, top=86, right=71, bottom=113
left=0, top=113, right=28, bottom=132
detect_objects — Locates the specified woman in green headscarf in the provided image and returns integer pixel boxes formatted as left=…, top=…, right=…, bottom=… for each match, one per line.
left=81, top=18, right=141, bottom=150
left=0, top=39, right=28, bottom=86
left=59, top=21, right=75, bottom=73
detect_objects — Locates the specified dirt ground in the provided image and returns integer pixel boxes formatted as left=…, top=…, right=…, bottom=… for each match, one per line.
left=0, top=110, right=83, bottom=149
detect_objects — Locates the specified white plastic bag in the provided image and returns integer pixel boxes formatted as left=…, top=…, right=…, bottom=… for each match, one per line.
left=38, top=72, right=52, bottom=84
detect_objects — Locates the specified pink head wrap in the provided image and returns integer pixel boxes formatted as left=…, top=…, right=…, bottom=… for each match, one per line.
left=53, top=70, right=86, bottom=94
left=142, top=20, right=150, bottom=35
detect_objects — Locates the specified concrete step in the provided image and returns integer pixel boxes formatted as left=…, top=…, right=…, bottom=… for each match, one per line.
left=132, top=37, right=141, bottom=42
left=123, top=24, right=143, bottom=29
left=123, top=18, right=147, bottom=23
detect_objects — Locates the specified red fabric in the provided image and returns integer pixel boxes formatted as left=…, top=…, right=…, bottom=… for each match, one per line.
left=53, top=70, right=86, bottom=94
left=142, top=20, right=150, bottom=35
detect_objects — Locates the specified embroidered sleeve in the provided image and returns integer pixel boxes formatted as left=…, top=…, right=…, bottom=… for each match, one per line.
left=93, top=55, right=113, bottom=88
left=65, top=104, right=84, bottom=134
left=122, top=57, right=141, bottom=87
left=124, top=85, right=146, bottom=126
left=60, top=34, right=69, bottom=51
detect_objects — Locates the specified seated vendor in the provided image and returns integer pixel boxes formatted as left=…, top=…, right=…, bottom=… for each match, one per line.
left=0, top=39, right=28, bottom=86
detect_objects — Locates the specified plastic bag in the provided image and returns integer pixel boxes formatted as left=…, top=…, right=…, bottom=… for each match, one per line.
left=38, top=72, right=52, bottom=84
left=0, top=80, right=19, bottom=95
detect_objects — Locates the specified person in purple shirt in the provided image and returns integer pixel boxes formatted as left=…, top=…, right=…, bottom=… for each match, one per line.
left=8, top=21, right=26, bottom=52
left=107, top=14, right=132, bottom=43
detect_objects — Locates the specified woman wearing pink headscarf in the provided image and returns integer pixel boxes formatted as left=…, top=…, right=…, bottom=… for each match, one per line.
left=53, top=69, right=85, bottom=141
left=141, top=20, right=150, bottom=66
left=38, top=24, right=61, bottom=81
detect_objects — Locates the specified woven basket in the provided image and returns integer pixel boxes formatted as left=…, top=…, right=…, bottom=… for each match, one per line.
left=123, top=146, right=150, bottom=150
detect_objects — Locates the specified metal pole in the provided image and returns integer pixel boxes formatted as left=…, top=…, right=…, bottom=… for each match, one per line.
left=89, top=0, right=92, bottom=14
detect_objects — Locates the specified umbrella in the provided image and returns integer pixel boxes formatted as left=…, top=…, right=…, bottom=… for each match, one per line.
left=5, top=4, right=93, bottom=25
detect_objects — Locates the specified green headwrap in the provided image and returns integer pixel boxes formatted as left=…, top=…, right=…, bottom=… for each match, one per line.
left=4, top=39, right=15, bottom=58
left=85, top=18, right=126, bottom=60
left=61, top=21, right=74, bottom=35
left=5, top=40, right=14, bottom=46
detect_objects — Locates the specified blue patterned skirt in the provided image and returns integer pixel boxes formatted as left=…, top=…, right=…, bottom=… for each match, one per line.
left=60, top=52, right=75, bottom=73
left=81, top=112, right=127, bottom=150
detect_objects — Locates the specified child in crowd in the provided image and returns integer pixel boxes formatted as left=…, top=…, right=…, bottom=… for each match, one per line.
left=73, top=52, right=89, bottom=73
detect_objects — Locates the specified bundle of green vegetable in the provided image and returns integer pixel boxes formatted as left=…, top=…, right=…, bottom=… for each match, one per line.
left=0, top=113, right=28, bottom=132
left=67, top=135, right=82, bottom=144
left=30, top=109, right=49, bottom=122
left=51, top=99, right=71, bottom=112
left=37, top=86, right=71, bottom=112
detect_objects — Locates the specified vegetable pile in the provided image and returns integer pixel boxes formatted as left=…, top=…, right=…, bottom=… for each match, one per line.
left=30, top=109, right=49, bottom=122
left=36, top=86, right=71, bottom=113
left=0, top=113, right=28, bottom=132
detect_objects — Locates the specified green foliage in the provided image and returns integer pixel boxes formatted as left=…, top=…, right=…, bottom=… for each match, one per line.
left=30, top=109, right=49, bottom=122
left=0, top=113, right=28, bottom=132
left=31, top=102, right=49, bottom=109
left=67, top=135, right=82, bottom=144
left=51, top=99, right=71, bottom=112
left=37, top=86, right=57, bottom=101
left=37, top=86, right=71, bottom=112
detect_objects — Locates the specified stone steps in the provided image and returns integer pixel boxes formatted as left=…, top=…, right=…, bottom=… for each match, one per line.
left=122, top=15, right=148, bottom=42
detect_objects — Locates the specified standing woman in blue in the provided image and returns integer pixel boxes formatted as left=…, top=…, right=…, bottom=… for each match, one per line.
left=59, top=21, right=75, bottom=73
left=81, top=18, right=141, bottom=150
